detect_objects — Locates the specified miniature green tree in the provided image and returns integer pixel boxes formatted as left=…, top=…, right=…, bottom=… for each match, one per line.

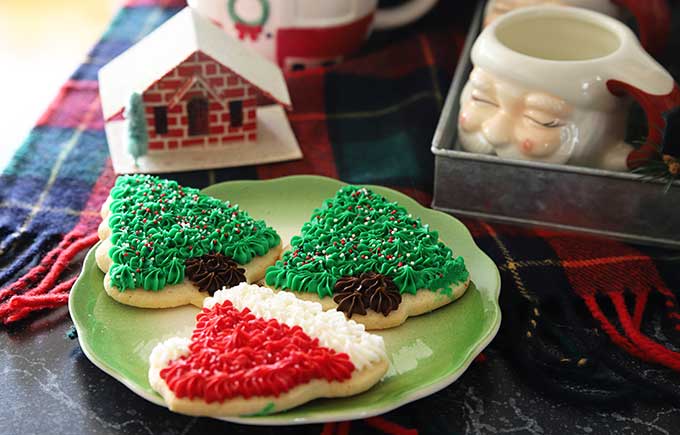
left=124, top=92, right=149, bottom=166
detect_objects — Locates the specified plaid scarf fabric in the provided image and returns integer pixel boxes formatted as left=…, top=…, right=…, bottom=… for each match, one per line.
left=1, top=1, right=679, bottom=431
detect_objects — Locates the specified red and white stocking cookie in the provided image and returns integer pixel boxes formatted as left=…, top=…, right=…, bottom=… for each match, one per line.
left=148, top=283, right=389, bottom=417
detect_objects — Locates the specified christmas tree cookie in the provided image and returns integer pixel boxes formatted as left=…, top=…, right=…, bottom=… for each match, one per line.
left=95, top=175, right=282, bottom=308
left=265, top=186, right=470, bottom=329
left=149, top=283, right=388, bottom=416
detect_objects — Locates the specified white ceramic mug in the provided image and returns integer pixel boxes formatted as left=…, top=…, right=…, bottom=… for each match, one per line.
left=188, top=0, right=438, bottom=70
left=483, top=0, right=670, bottom=55
left=457, top=6, right=680, bottom=171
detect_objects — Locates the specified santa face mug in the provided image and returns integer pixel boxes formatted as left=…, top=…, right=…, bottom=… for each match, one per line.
left=483, top=0, right=670, bottom=55
left=188, top=0, right=438, bottom=70
left=457, top=6, right=680, bottom=171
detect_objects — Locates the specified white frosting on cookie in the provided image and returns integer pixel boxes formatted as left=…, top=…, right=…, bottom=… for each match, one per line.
left=204, top=283, right=387, bottom=370
left=149, top=337, right=190, bottom=369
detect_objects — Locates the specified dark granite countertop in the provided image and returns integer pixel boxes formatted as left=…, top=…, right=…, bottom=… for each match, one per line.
left=2, top=304, right=678, bottom=435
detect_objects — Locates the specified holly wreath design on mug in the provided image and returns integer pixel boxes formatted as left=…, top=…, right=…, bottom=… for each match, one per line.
left=458, top=5, right=680, bottom=171
left=227, top=0, right=270, bottom=41
left=188, top=0, right=439, bottom=70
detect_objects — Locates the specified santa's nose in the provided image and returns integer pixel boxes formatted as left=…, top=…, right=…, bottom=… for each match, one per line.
left=482, top=112, right=512, bottom=147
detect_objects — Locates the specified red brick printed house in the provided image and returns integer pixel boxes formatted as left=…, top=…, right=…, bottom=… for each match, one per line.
left=99, top=8, right=291, bottom=152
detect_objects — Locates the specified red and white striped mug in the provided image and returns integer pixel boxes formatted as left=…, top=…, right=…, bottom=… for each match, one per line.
left=189, top=0, right=438, bottom=70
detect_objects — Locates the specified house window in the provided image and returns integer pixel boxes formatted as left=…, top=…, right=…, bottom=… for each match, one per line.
left=153, top=106, right=168, bottom=134
left=187, top=97, right=209, bottom=136
left=229, top=100, right=243, bottom=127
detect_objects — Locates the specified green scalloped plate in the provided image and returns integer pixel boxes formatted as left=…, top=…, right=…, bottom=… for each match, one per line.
left=69, top=175, right=501, bottom=425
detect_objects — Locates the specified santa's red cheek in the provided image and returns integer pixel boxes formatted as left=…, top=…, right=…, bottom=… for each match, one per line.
left=521, top=139, right=534, bottom=154
left=459, top=114, right=467, bottom=127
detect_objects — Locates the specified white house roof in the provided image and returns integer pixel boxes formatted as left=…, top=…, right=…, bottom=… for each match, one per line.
left=99, top=7, right=291, bottom=120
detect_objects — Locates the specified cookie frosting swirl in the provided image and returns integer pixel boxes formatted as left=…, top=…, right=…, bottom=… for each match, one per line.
left=362, top=272, right=401, bottom=316
left=333, top=288, right=367, bottom=318
left=185, top=254, right=246, bottom=295
left=333, top=272, right=401, bottom=317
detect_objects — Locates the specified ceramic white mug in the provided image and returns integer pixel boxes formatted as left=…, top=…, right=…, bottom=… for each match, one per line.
left=457, top=6, right=680, bottom=171
left=188, top=0, right=438, bottom=70
left=483, top=0, right=670, bottom=55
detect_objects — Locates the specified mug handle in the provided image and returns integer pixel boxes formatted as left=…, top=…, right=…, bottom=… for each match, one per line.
left=373, top=0, right=438, bottom=30
left=607, top=80, right=680, bottom=167
left=612, top=0, right=671, bottom=56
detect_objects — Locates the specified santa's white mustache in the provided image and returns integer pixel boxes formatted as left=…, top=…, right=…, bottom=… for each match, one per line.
left=458, top=130, right=508, bottom=154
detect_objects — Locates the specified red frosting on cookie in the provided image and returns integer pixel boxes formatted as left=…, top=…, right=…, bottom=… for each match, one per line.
left=159, top=300, right=356, bottom=402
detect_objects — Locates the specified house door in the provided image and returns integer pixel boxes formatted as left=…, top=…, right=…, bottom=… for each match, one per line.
left=229, top=100, right=243, bottom=127
left=187, top=97, right=209, bottom=135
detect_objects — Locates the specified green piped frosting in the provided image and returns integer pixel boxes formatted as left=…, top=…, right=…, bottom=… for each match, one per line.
left=265, top=186, right=468, bottom=298
left=107, top=175, right=280, bottom=292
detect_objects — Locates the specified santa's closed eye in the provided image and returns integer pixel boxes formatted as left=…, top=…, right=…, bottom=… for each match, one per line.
left=524, top=114, right=563, bottom=128
left=471, top=91, right=499, bottom=107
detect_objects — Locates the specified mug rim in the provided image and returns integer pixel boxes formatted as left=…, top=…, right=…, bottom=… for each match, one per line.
left=488, top=5, right=629, bottom=64
left=470, top=4, right=674, bottom=110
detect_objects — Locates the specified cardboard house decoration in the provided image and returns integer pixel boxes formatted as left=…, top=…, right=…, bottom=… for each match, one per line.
left=99, top=7, right=302, bottom=174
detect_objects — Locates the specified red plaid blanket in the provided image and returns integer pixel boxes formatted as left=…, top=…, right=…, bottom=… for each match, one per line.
left=1, top=1, right=679, bottom=426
